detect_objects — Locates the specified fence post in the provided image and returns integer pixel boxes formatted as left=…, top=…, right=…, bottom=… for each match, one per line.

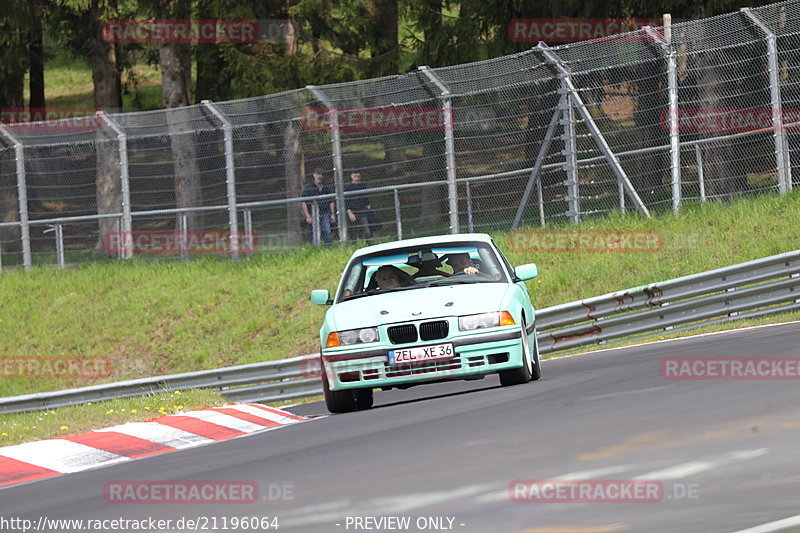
left=179, top=213, right=188, bottom=261
left=311, top=202, right=321, bottom=246
left=695, top=144, right=707, bottom=202
left=243, top=209, right=253, bottom=254
left=538, top=43, right=651, bottom=219
left=202, top=101, right=240, bottom=261
left=742, top=8, right=793, bottom=194
left=647, top=21, right=683, bottom=213
left=512, top=100, right=563, bottom=230
left=55, top=224, right=65, bottom=268
left=466, top=182, right=474, bottom=232
left=98, top=112, right=133, bottom=259
left=393, top=188, right=403, bottom=240
left=560, top=81, right=581, bottom=224
left=0, top=126, right=31, bottom=269
left=419, top=66, right=459, bottom=234
left=307, top=86, right=348, bottom=243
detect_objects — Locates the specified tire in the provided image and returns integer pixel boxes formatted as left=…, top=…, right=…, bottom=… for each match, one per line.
left=499, top=316, right=534, bottom=387
left=530, top=328, right=542, bottom=381
left=322, top=365, right=374, bottom=413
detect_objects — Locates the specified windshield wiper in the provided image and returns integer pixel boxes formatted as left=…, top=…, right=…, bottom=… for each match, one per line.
left=426, top=279, right=477, bottom=287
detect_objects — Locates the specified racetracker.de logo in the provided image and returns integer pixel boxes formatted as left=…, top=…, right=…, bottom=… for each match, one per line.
left=509, top=479, right=664, bottom=502
left=104, top=481, right=259, bottom=504
left=508, top=18, right=661, bottom=43
left=661, top=357, right=800, bottom=380
left=1, top=108, right=100, bottom=132
left=300, top=107, right=452, bottom=132
left=660, top=108, right=800, bottom=133
left=509, top=230, right=662, bottom=254
left=103, top=230, right=258, bottom=255
left=103, top=19, right=258, bottom=43
left=0, top=356, right=111, bottom=379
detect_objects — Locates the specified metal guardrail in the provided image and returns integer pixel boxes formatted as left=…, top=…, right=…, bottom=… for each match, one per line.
left=535, top=250, right=800, bottom=353
left=1, top=250, right=798, bottom=414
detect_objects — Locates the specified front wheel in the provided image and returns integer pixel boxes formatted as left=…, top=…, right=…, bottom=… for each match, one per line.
left=322, top=365, right=374, bottom=413
left=499, top=318, right=534, bottom=387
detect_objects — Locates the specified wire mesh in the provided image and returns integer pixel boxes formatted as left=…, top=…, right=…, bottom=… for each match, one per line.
left=1, top=0, right=798, bottom=271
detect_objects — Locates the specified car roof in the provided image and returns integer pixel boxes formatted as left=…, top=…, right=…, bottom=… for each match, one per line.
left=350, top=233, right=494, bottom=258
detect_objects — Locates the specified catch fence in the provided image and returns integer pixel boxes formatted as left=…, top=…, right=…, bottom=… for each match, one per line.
left=2, top=1, right=800, bottom=270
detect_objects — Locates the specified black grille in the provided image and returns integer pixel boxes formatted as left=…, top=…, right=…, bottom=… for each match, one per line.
left=388, top=324, right=418, bottom=344
left=419, top=320, right=449, bottom=341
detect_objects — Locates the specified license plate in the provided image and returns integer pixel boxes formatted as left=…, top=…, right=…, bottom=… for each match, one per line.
left=388, top=343, right=454, bottom=364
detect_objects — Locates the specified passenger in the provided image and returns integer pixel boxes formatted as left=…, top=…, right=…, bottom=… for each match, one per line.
left=375, top=265, right=407, bottom=290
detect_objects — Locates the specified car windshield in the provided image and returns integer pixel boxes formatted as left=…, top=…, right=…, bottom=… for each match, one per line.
left=337, top=241, right=507, bottom=302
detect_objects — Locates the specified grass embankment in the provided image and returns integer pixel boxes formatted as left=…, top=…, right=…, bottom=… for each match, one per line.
left=0, top=192, right=799, bottom=444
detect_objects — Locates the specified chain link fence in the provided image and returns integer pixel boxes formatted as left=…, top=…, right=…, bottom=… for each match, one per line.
left=1, top=0, right=799, bottom=270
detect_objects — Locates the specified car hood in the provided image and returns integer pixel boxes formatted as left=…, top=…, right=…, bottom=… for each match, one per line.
left=328, top=283, right=514, bottom=330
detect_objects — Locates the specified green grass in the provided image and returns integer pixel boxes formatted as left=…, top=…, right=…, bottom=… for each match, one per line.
left=0, top=191, right=798, bottom=446
left=0, top=389, right=225, bottom=446
left=0, top=191, right=799, bottom=402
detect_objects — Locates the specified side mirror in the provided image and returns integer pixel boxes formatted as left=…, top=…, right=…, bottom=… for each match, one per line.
left=311, top=289, right=332, bottom=305
left=514, top=263, right=538, bottom=281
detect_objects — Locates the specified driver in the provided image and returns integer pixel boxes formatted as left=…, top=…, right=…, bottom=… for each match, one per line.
left=446, top=253, right=480, bottom=276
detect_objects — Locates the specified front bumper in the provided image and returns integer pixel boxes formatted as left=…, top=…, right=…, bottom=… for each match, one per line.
left=322, top=326, right=526, bottom=390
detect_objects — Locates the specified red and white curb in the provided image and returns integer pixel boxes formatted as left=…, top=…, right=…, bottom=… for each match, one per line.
left=0, top=404, right=306, bottom=488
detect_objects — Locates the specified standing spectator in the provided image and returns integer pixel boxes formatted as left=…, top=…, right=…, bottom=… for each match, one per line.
left=301, top=168, right=336, bottom=245
left=344, top=171, right=372, bottom=243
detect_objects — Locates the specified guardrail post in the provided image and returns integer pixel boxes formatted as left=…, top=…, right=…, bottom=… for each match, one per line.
left=560, top=81, right=581, bottom=224
left=97, top=112, right=133, bottom=259
left=695, top=144, right=706, bottom=202
left=742, top=8, right=793, bottom=194
left=512, top=100, right=563, bottom=230
left=0, top=126, right=31, bottom=269
left=307, top=86, right=348, bottom=243
left=538, top=43, right=651, bottom=219
left=645, top=22, right=683, bottom=214
left=393, top=188, right=403, bottom=240
left=202, top=100, right=240, bottom=261
left=419, top=66, right=459, bottom=234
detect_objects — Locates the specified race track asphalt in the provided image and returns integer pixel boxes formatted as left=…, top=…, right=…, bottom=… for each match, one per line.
left=3, top=322, right=800, bottom=533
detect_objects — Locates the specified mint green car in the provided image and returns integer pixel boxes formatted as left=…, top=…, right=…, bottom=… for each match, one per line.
left=311, top=233, right=540, bottom=413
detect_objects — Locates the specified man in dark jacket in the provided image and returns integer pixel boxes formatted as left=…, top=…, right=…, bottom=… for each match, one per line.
left=344, top=171, right=372, bottom=243
left=300, top=168, right=336, bottom=245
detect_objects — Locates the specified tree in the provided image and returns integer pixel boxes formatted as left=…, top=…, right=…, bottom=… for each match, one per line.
left=52, top=0, right=125, bottom=253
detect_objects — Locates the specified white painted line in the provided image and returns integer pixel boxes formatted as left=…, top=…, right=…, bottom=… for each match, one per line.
left=729, top=514, right=800, bottom=533
left=635, top=461, right=716, bottom=480
left=0, top=439, right=128, bottom=474
left=559, top=464, right=641, bottom=480
left=99, top=422, right=213, bottom=449
left=635, top=449, right=768, bottom=480
left=226, top=404, right=304, bottom=425
left=544, top=320, right=800, bottom=362
left=474, top=464, right=643, bottom=503
left=182, top=410, right=267, bottom=433
left=580, top=385, right=674, bottom=402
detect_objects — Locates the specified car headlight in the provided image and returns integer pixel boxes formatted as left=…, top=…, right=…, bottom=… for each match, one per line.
left=326, top=327, right=380, bottom=347
left=458, top=311, right=515, bottom=331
